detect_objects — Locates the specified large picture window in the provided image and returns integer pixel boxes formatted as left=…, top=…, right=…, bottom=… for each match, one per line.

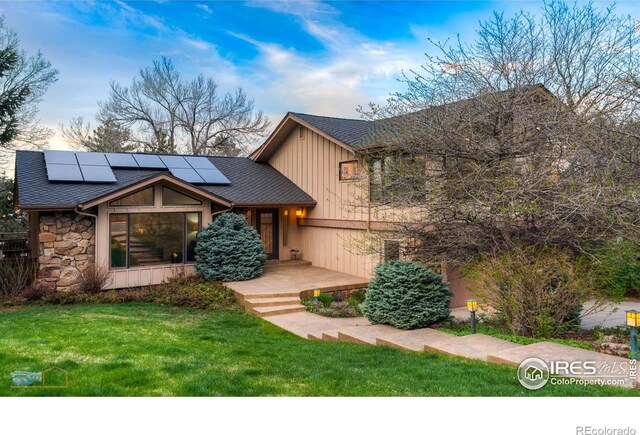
left=109, top=212, right=201, bottom=269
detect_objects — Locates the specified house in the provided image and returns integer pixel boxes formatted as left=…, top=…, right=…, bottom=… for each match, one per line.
left=14, top=111, right=472, bottom=306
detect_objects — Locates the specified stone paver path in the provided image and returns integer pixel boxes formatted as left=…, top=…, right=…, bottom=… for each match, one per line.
left=262, top=311, right=638, bottom=389
left=425, top=333, right=522, bottom=360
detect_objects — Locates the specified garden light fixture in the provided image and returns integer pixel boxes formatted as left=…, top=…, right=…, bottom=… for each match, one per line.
left=627, top=309, right=639, bottom=360
left=314, top=289, right=321, bottom=302
left=467, top=299, right=478, bottom=334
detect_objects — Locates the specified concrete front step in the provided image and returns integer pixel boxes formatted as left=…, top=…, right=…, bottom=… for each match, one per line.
left=238, top=291, right=302, bottom=300
left=487, top=341, right=639, bottom=389
left=337, top=324, right=405, bottom=345
left=377, top=328, right=455, bottom=351
left=251, top=304, right=306, bottom=317
left=244, top=296, right=301, bottom=308
left=424, top=333, right=522, bottom=361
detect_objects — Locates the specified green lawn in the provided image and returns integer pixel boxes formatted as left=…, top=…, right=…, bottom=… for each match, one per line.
left=0, top=303, right=636, bottom=396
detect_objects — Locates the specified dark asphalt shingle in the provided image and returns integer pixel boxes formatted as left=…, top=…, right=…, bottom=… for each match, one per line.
left=291, top=112, right=374, bottom=147
left=15, top=151, right=315, bottom=208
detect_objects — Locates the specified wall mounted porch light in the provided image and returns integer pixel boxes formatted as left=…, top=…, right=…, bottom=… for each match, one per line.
left=296, top=208, right=304, bottom=218
left=467, top=299, right=478, bottom=334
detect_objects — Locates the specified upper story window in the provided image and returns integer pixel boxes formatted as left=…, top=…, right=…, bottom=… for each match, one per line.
left=368, top=154, right=427, bottom=204
left=109, top=186, right=154, bottom=207
left=299, top=126, right=305, bottom=140
left=162, top=186, right=202, bottom=206
left=339, top=160, right=359, bottom=181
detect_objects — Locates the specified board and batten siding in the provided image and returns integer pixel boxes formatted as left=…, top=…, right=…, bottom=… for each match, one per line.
left=268, top=126, right=377, bottom=278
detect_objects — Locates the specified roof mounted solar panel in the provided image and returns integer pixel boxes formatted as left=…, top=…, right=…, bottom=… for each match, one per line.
left=168, top=168, right=205, bottom=183
left=160, top=155, right=190, bottom=169
left=76, top=152, right=109, bottom=166
left=79, top=165, right=117, bottom=183
left=194, top=168, right=231, bottom=185
left=44, top=150, right=77, bottom=165
left=105, top=153, right=139, bottom=168
left=46, top=162, right=84, bottom=182
left=133, top=154, right=166, bottom=169
left=184, top=156, right=215, bottom=169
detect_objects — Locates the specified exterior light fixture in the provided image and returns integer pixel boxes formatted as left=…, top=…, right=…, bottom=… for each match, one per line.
left=466, top=299, right=478, bottom=334
left=138, top=227, right=144, bottom=235
left=296, top=208, right=303, bottom=218
left=627, top=309, right=639, bottom=360
left=284, top=209, right=288, bottom=216
left=313, top=289, right=321, bottom=301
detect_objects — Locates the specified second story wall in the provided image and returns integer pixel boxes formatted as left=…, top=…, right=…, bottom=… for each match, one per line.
left=268, top=126, right=368, bottom=222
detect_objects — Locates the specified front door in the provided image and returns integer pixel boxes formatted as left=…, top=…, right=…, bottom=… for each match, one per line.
left=256, top=209, right=279, bottom=260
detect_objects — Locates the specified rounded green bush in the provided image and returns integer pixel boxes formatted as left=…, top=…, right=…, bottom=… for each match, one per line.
left=194, top=213, right=267, bottom=282
left=363, top=260, right=451, bottom=330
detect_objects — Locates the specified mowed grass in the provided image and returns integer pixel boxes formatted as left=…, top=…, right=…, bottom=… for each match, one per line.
left=0, top=304, right=637, bottom=396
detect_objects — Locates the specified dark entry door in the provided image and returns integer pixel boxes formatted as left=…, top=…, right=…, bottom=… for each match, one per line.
left=256, top=209, right=279, bottom=260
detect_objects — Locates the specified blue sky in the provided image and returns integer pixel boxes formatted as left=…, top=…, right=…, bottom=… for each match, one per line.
left=2, top=0, right=640, bottom=154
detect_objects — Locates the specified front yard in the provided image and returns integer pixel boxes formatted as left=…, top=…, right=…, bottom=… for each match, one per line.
left=0, top=303, right=637, bottom=396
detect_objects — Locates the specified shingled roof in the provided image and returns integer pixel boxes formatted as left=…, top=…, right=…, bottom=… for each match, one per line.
left=290, top=113, right=374, bottom=147
left=15, top=151, right=316, bottom=209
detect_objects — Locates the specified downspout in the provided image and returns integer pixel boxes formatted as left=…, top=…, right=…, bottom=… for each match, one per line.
left=75, top=207, right=98, bottom=265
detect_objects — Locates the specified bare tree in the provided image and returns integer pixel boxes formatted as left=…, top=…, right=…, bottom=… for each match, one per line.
left=356, top=1, right=640, bottom=266
left=98, top=57, right=270, bottom=156
left=61, top=117, right=136, bottom=153
left=0, top=16, right=57, bottom=163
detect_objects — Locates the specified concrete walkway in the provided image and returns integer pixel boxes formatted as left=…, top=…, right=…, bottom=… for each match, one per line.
left=226, top=264, right=369, bottom=317
left=261, top=311, right=639, bottom=389
left=581, top=300, right=640, bottom=329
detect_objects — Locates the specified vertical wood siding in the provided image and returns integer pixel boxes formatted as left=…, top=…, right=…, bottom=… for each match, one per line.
left=268, top=126, right=377, bottom=277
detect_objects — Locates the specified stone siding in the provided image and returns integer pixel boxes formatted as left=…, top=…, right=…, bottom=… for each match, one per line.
left=36, top=211, right=96, bottom=291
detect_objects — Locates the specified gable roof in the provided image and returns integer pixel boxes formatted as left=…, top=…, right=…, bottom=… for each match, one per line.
left=251, top=84, right=555, bottom=162
left=15, top=151, right=316, bottom=210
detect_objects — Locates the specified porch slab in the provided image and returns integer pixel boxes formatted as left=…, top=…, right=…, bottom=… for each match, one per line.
left=226, top=265, right=369, bottom=298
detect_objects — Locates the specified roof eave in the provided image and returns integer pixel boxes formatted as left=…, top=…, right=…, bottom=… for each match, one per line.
left=251, top=113, right=355, bottom=163
left=78, top=173, right=233, bottom=209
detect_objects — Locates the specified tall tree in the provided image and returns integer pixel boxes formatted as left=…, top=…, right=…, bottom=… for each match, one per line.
left=0, top=16, right=57, bottom=164
left=61, top=117, right=137, bottom=152
left=98, top=57, right=270, bottom=156
left=357, top=1, right=640, bottom=265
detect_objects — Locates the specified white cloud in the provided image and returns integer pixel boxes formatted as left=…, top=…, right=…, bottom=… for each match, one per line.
left=195, top=4, right=213, bottom=15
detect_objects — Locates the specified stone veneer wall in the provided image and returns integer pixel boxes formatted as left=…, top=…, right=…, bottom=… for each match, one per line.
left=37, top=211, right=96, bottom=291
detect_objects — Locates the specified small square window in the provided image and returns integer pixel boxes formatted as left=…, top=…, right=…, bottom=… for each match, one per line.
left=339, top=160, right=359, bottom=181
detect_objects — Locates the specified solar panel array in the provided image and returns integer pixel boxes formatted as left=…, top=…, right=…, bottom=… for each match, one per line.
left=43, top=151, right=230, bottom=185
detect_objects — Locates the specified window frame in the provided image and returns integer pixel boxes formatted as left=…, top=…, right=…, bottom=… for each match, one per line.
left=161, top=186, right=203, bottom=206
left=338, top=160, right=360, bottom=181
left=108, top=186, right=155, bottom=208
left=109, top=211, right=202, bottom=270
